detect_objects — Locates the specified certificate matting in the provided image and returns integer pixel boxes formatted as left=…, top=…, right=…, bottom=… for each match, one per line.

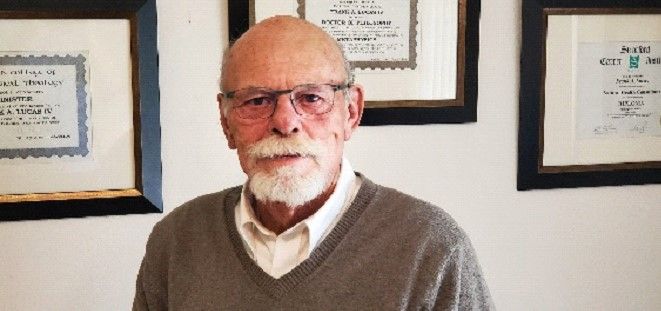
left=0, top=0, right=162, bottom=221
left=228, top=0, right=480, bottom=125
left=0, top=20, right=133, bottom=195
left=544, top=15, right=661, bottom=167
left=518, top=0, right=661, bottom=190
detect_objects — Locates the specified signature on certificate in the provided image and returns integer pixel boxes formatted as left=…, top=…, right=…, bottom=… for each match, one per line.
left=630, top=121, right=648, bottom=134
left=592, top=124, right=618, bottom=135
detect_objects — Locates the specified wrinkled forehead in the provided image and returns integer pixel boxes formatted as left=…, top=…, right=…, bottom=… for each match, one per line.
left=222, top=17, right=347, bottom=90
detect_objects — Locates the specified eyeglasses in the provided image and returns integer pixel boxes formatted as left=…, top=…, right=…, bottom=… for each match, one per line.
left=222, top=83, right=350, bottom=119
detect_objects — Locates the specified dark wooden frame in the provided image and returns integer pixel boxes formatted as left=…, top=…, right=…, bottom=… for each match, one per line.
left=227, top=0, right=481, bottom=125
left=0, top=0, right=162, bottom=220
left=518, top=0, right=661, bottom=190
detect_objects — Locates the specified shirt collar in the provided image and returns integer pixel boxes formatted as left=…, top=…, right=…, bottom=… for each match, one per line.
left=303, top=157, right=355, bottom=252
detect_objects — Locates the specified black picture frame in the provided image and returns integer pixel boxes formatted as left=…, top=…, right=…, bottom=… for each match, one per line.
left=518, top=0, right=661, bottom=190
left=227, top=0, right=481, bottom=125
left=0, top=0, right=162, bottom=220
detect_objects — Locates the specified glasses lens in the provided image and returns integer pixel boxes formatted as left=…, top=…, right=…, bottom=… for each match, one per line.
left=291, top=84, right=335, bottom=115
left=232, top=88, right=275, bottom=119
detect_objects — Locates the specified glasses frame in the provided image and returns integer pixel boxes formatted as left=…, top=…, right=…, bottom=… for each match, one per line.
left=223, top=83, right=351, bottom=119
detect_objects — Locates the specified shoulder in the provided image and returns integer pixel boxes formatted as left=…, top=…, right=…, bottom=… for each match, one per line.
left=360, top=177, right=468, bottom=250
left=164, top=186, right=241, bottom=222
left=148, top=186, right=242, bottom=242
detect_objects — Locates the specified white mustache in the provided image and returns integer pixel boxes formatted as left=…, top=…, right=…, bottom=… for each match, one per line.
left=247, top=135, right=324, bottom=159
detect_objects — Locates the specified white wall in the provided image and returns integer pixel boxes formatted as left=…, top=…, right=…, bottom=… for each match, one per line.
left=1, top=0, right=659, bottom=310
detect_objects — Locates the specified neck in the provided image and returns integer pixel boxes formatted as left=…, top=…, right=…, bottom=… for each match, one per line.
left=252, top=180, right=337, bottom=235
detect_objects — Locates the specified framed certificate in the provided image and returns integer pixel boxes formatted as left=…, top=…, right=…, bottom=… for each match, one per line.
left=518, top=0, right=661, bottom=190
left=227, top=0, right=481, bottom=125
left=0, top=0, right=162, bottom=220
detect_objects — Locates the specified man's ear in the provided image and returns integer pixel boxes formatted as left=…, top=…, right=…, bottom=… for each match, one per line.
left=344, top=84, right=364, bottom=140
left=218, top=93, right=237, bottom=149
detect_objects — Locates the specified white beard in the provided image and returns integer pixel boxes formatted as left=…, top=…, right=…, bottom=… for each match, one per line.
left=248, top=166, right=332, bottom=208
left=246, top=135, right=333, bottom=208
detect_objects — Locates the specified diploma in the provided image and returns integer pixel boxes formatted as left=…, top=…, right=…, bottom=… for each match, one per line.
left=575, top=41, right=661, bottom=139
left=302, top=0, right=418, bottom=69
left=0, top=52, right=91, bottom=159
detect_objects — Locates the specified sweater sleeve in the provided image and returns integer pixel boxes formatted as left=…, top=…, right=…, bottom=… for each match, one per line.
left=132, top=259, right=149, bottom=311
left=132, top=220, right=170, bottom=311
left=434, top=236, right=495, bottom=311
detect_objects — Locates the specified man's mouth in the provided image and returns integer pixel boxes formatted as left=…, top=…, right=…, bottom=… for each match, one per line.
left=266, top=153, right=307, bottom=159
left=258, top=153, right=314, bottom=164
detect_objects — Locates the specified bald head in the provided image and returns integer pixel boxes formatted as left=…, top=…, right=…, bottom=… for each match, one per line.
left=220, top=16, right=352, bottom=92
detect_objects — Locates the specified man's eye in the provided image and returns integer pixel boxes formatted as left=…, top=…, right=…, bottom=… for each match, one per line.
left=245, top=97, right=270, bottom=106
left=298, top=93, right=323, bottom=103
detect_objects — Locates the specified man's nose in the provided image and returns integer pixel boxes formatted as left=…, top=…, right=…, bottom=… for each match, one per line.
left=269, top=94, right=300, bottom=136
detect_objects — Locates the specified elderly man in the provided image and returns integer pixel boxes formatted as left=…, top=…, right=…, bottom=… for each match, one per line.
left=133, top=16, right=493, bottom=310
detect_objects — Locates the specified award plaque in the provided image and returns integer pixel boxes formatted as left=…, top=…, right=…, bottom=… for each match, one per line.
left=0, top=0, right=162, bottom=220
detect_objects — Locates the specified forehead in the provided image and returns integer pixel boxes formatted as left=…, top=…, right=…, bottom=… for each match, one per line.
left=222, top=18, right=347, bottom=90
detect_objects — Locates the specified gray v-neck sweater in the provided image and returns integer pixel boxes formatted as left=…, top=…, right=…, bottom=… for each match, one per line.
left=133, top=177, right=494, bottom=310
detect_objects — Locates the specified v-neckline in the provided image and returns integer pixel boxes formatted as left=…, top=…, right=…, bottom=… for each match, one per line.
left=222, top=176, right=378, bottom=299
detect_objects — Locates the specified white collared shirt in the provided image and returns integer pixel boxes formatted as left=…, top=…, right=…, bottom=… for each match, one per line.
left=235, top=157, right=361, bottom=278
